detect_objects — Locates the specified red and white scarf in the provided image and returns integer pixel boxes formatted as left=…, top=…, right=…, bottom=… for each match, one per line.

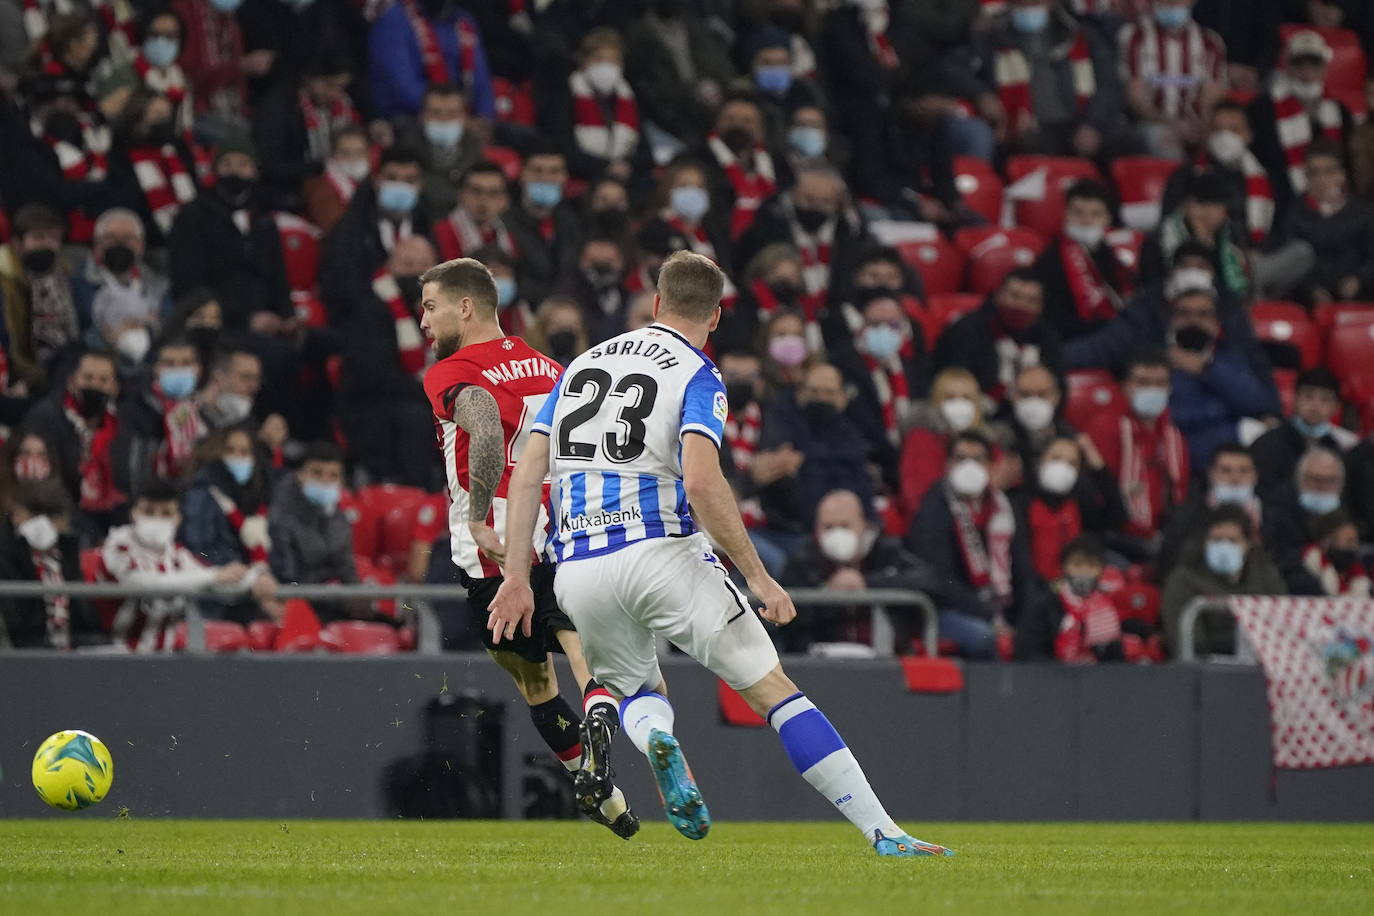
left=323, top=160, right=359, bottom=206
left=401, top=0, right=478, bottom=96
left=133, top=53, right=193, bottom=132
left=1301, top=545, right=1372, bottom=598
left=746, top=277, right=822, bottom=350
left=63, top=392, right=123, bottom=513
left=859, top=2, right=899, bottom=71
left=948, top=484, right=1015, bottom=610
left=664, top=214, right=737, bottom=305
left=32, top=114, right=109, bottom=182
left=433, top=207, right=517, bottom=262
left=208, top=486, right=270, bottom=566
left=299, top=90, right=360, bottom=163
left=1054, top=583, right=1121, bottom=663
left=152, top=389, right=208, bottom=481
left=373, top=267, right=426, bottom=378
left=128, top=143, right=197, bottom=235
left=861, top=341, right=914, bottom=447
left=24, top=0, right=132, bottom=45
left=707, top=134, right=776, bottom=240
left=792, top=213, right=834, bottom=321
left=1272, top=72, right=1344, bottom=194
left=994, top=32, right=1095, bottom=138
left=1118, top=413, right=1187, bottom=536
left=723, top=399, right=761, bottom=472
left=1060, top=235, right=1125, bottom=324
left=569, top=68, right=639, bottom=162
left=31, top=544, right=71, bottom=649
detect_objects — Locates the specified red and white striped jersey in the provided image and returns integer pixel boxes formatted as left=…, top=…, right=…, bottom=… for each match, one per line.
left=1118, top=17, right=1226, bottom=121
left=423, top=336, right=560, bottom=580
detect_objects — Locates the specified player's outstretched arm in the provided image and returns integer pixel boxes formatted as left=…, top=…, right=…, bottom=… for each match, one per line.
left=486, top=432, right=550, bottom=643
left=681, top=432, right=796, bottom=626
left=451, top=385, right=507, bottom=565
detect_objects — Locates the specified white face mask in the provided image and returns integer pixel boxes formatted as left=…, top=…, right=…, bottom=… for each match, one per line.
left=216, top=392, right=254, bottom=424
left=115, top=326, right=152, bottom=363
left=1166, top=267, right=1215, bottom=300
left=940, top=396, right=977, bottom=432
left=1291, top=78, right=1324, bottom=103
left=1013, top=396, right=1055, bottom=432
left=1038, top=459, right=1079, bottom=495
left=585, top=61, right=622, bottom=95
left=133, top=516, right=176, bottom=550
left=1207, top=129, right=1247, bottom=166
left=818, top=526, right=862, bottom=563
left=949, top=459, right=990, bottom=497
left=17, top=514, right=58, bottom=551
left=335, top=157, right=370, bottom=181
left=1064, top=222, right=1105, bottom=249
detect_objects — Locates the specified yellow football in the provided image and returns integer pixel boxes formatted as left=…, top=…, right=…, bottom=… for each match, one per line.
left=31, top=730, right=115, bottom=811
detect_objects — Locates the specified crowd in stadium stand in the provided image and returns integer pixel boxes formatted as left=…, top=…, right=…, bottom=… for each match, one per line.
left=0, top=0, right=1372, bottom=661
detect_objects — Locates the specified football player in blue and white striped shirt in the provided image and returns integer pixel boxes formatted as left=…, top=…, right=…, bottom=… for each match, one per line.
left=489, top=252, right=953, bottom=857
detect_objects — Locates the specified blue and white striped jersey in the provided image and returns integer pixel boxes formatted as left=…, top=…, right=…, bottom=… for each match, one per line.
left=531, top=323, right=727, bottom=562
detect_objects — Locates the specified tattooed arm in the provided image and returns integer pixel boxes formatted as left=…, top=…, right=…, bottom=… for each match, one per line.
left=449, top=384, right=508, bottom=565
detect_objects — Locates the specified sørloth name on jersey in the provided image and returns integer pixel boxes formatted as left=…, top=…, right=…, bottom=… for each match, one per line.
left=585, top=336, right=680, bottom=371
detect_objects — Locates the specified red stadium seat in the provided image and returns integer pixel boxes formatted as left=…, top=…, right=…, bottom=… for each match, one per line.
left=483, top=145, right=524, bottom=182
left=1314, top=301, right=1374, bottom=336
left=354, top=485, right=430, bottom=572
left=1252, top=301, right=1321, bottom=370
left=1279, top=25, right=1368, bottom=116
left=319, top=621, right=403, bottom=655
left=1111, top=157, right=1179, bottom=232
left=1064, top=369, right=1126, bottom=431
left=355, top=555, right=398, bottom=618
left=953, top=155, right=1005, bottom=224
left=717, top=680, right=766, bottom=726
left=894, top=232, right=966, bottom=297
left=1004, top=156, right=1101, bottom=238
left=900, top=655, right=964, bottom=693
left=1273, top=368, right=1299, bottom=416
left=171, top=620, right=249, bottom=653
left=247, top=620, right=279, bottom=652
left=344, top=492, right=381, bottom=566
left=1325, top=317, right=1374, bottom=400
left=925, top=293, right=983, bottom=339
left=491, top=77, right=537, bottom=126
left=274, top=599, right=323, bottom=652
left=954, top=226, right=1048, bottom=294
left=1112, top=583, right=1161, bottom=628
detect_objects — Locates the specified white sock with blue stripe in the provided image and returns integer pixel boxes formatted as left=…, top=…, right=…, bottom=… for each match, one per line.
left=619, top=691, right=674, bottom=755
left=768, top=692, right=902, bottom=841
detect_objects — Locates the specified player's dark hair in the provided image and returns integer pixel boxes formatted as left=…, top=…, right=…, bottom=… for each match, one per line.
left=657, top=250, right=725, bottom=322
left=138, top=477, right=182, bottom=506
left=419, top=257, right=499, bottom=317
left=302, top=441, right=344, bottom=467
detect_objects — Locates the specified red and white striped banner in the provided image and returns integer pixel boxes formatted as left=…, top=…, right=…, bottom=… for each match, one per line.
left=1231, top=596, right=1374, bottom=770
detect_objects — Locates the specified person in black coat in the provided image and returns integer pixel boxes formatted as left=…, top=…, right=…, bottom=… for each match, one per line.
left=1032, top=179, right=1136, bottom=343
left=502, top=142, right=585, bottom=307
left=932, top=268, right=1061, bottom=402
left=0, top=480, right=99, bottom=648
left=1250, top=368, right=1354, bottom=499
left=1290, top=141, right=1374, bottom=304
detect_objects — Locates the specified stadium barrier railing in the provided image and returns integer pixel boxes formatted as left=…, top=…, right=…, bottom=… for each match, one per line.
left=0, top=581, right=939, bottom=658
left=1176, top=596, right=1258, bottom=664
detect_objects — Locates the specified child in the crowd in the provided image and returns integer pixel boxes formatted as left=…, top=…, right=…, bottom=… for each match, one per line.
left=1015, top=535, right=1124, bottom=663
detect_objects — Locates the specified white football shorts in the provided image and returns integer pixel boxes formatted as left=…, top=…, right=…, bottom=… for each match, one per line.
left=553, top=532, right=780, bottom=697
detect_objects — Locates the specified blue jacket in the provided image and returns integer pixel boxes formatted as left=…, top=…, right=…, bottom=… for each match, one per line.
left=368, top=3, right=495, bottom=119
left=1169, top=347, right=1280, bottom=472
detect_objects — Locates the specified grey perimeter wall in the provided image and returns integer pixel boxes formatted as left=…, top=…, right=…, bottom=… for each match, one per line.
left=2, top=655, right=1372, bottom=822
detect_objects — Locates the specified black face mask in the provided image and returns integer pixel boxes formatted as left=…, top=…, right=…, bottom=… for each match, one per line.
left=1327, top=548, right=1358, bottom=574
left=1066, top=574, right=1098, bottom=598
left=719, top=127, right=754, bottom=154
left=144, top=120, right=176, bottom=146
left=592, top=208, right=629, bottom=237
left=215, top=175, right=255, bottom=209
left=186, top=325, right=219, bottom=352
left=726, top=381, right=756, bottom=413
left=43, top=110, right=82, bottom=145
left=767, top=279, right=801, bottom=304
left=75, top=387, right=109, bottom=418
left=102, top=243, right=136, bottom=275
left=1174, top=324, right=1215, bottom=353
left=395, top=275, right=422, bottom=305
left=548, top=329, right=578, bottom=358
left=794, top=206, right=829, bottom=234
left=802, top=401, right=838, bottom=425
left=21, top=248, right=57, bottom=275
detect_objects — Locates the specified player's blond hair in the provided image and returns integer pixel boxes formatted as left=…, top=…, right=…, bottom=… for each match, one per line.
left=419, top=257, right=498, bottom=316
left=657, top=251, right=724, bottom=323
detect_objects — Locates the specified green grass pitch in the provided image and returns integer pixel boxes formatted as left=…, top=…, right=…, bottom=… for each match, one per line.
left=3, top=820, right=1372, bottom=915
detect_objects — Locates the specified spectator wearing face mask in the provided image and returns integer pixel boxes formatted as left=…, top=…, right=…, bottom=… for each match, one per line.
left=172, top=0, right=266, bottom=139
left=820, top=0, right=923, bottom=163
left=756, top=361, right=875, bottom=539
left=830, top=289, right=929, bottom=488
left=1083, top=350, right=1189, bottom=557
left=692, top=95, right=791, bottom=242
left=899, top=367, right=995, bottom=530
left=933, top=268, right=1061, bottom=403
left=367, top=0, right=495, bottom=121
left=1251, top=368, right=1355, bottom=499
left=0, top=203, right=80, bottom=387
left=1265, top=446, right=1351, bottom=596
left=397, top=83, right=481, bottom=219
left=831, top=246, right=926, bottom=349
left=468, top=245, right=527, bottom=337
left=1162, top=505, right=1285, bottom=657
left=73, top=208, right=170, bottom=360
left=783, top=105, right=843, bottom=176
left=0, top=433, right=60, bottom=495
left=733, top=27, right=825, bottom=151
left=300, top=125, right=371, bottom=235
left=1142, top=170, right=1260, bottom=298
left=21, top=351, right=133, bottom=536
left=181, top=426, right=284, bottom=621
left=622, top=0, right=736, bottom=147
left=639, top=159, right=734, bottom=289
left=95, top=9, right=196, bottom=133
left=0, top=481, right=96, bottom=649
left=1291, top=142, right=1374, bottom=306
left=106, top=88, right=204, bottom=247
left=715, top=243, right=807, bottom=356
left=781, top=488, right=941, bottom=654
left=1301, top=510, right=1370, bottom=598
left=332, top=234, right=440, bottom=490
left=121, top=336, right=209, bottom=493
left=525, top=296, right=589, bottom=368
left=1248, top=30, right=1354, bottom=214
left=198, top=346, right=262, bottom=433
left=1164, top=282, right=1281, bottom=470
left=1157, top=443, right=1268, bottom=578
left=992, top=364, right=1076, bottom=479
left=759, top=308, right=821, bottom=396
left=554, top=236, right=628, bottom=345
left=268, top=441, right=364, bottom=622
left=1015, top=535, right=1126, bottom=663
left=431, top=160, right=516, bottom=264
left=583, top=177, right=633, bottom=244
left=1015, top=435, right=1126, bottom=583
left=104, top=478, right=278, bottom=651
left=504, top=144, right=582, bottom=307
left=907, top=430, right=1036, bottom=659
left=1033, top=181, right=1138, bottom=342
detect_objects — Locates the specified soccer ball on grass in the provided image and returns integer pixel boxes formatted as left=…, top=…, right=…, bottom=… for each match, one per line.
left=32, top=730, right=114, bottom=810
